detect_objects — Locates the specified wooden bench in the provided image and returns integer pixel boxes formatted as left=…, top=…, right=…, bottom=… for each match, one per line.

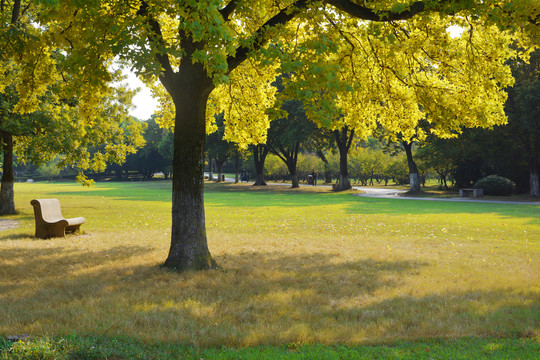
left=30, top=199, right=85, bottom=238
left=459, top=188, right=484, bottom=197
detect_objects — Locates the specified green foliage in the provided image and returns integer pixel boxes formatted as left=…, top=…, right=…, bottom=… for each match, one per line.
left=261, top=153, right=325, bottom=181
left=1, top=337, right=69, bottom=360
left=108, top=116, right=171, bottom=179
left=206, top=112, right=236, bottom=166
left=36, top=160, right=61, bottom=181
left=1, top=336, right=539, bottom=360
left=475, top=175, right=516, bottom=196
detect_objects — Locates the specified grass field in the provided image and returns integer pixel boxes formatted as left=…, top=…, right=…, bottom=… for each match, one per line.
left=0, top=181, right=538, bottom=357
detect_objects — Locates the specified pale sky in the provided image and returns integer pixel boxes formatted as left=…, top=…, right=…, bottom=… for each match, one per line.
left=126, top=71, right=159, bottom=120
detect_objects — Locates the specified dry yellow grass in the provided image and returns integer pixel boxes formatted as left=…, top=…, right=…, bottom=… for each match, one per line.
left=0, top=182, right=538, bottom=346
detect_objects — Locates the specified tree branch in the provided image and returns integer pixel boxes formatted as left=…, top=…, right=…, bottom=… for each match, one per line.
left=324, top=0, right=432, bottom=21
left=346, top=128, right=355, bottom=151
left=11, top=0, right=21, bottom=25
left=227, top=0, right=309, bottom=73
left=137, top=0, right=174, bottom=77
left=219, top=0, right=238, bottom=22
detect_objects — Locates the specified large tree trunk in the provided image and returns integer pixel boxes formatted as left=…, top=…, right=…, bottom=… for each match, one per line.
left=253, top=144, right=268, bottom=186
left=162, top=60, right=217, bottom=271
left=333, top=127, right=354, bottom=191
left=402, top=141, right=421, bottom=193
left=0, top=131, right=16, bottom=215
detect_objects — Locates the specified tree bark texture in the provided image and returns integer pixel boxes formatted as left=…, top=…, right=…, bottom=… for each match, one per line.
left=162, top=61, right=217, bottom=271
left=402, top=141, right=421, bottom=193
left=334, top=127, right=353, bottom=191
left=0, top=131, right=15, bottom=215
left=253, top=145, right=268, bottom=186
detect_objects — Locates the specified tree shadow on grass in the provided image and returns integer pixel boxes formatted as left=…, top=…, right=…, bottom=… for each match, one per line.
left=0, top=233, right=33, bottom=241
left=1, top=248, right=537, bottom=346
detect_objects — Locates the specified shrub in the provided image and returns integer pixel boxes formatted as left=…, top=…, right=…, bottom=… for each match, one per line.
left=474, top=175, right=516, bottom=196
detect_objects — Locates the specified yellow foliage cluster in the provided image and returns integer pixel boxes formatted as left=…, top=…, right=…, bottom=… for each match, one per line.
left=1, top=1, right=145, bottom=179
left=209, top=60, right=279, bottom=147
left=269, top=10, right=518, bottom=143
left=140, top=1, right=527, bottom=146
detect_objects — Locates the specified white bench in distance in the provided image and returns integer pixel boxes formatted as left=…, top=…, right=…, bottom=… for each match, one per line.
left=459, top=188, right=484, bottom=197
left=30, top=199, right=85, bottom=238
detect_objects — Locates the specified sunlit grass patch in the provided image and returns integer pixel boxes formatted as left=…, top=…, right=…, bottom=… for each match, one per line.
left=0, top=181, right=538, bottom=347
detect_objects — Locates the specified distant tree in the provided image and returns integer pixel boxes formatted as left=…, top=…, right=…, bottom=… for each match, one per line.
left=252, top=144, right=269, bottom=186
left=305, top=128, right=336, bottom=184
left=37, top=159, right=61, bottom=181
left=157, top=131, right=174, bottom=179
left=332, top=125, right=355, bottom=191
left=349, top=147, right=387, bottom=186
left=206, top=112, right=236, bottom=182
left=417, top=137, right=458, bottom=189
left=506, top=49, right=540, bottom=196
left=122, top=116, right=172, bottom=179
left=387, top=155, right=409, bottom=185
left=266, top=99, right=317, bottom=188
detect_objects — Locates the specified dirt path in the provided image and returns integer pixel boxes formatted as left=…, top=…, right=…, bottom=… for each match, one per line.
left=0, top=219, right=19, bottom=231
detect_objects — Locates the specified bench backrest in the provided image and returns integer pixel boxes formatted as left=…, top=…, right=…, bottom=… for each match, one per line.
left=30, top=199, right=65, bottom=223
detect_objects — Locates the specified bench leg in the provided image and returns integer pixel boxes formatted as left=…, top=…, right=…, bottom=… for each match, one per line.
left=34, top=223, right=49, bottom=239
left=66, top=224, right=82, bottom=234
left=35, top=223, right=66, bottom=238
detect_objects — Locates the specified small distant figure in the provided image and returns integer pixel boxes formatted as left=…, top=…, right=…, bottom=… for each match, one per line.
left=311, top=170, right=317, bottom=186
left=241, top=169, right=249, bottom=182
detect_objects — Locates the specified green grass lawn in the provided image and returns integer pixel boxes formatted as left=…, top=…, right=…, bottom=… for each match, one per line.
left=0, top=181, right=538, bottom=359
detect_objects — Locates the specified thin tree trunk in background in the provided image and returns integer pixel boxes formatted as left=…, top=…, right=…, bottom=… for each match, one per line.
left=253, top=144, right=268, bottom=186
left=216, top=159, right=224, bottom=182
left=270, top=142, right=300, bottom=188
left=316, top=150, right=332, bottom=183
left=333, top=127, right=354, bottom=191
left=234, top=155, right=239, bottom=183
left=402, top=140, right=421, bottom=193
left=0, top=131, right=16, bottom=215
left=284, top=157, right=299, bottom=188
left=208, top=156, right=214, bottom=181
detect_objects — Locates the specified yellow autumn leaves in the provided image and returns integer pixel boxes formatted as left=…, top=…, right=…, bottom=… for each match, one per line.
left=145, top=3, right=524, bottom=147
